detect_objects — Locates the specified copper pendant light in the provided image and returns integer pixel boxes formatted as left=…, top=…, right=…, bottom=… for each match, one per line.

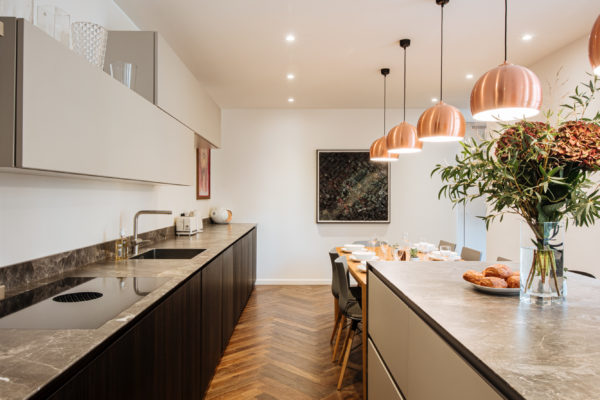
left=387, top=39, right=422, bottom=154
left=417, top=0, right=465, bottom=143
left=590, top=14, right=600, bottom=76
left=370, top=68, right=399, bottom=162
left=470, top=0, right=542, bottom=121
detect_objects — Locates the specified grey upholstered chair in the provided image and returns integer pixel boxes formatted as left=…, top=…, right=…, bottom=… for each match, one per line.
left=438, top=240, right=456, bottom=251
left=333, top=256, right=362, bottom=390
left=328, top=248, right=342, bottom=345
left=353, top=240, right=380, bottom=246
left=461, top=246, right=482, bottom=261
left=497, top=256, right=511, bottom=261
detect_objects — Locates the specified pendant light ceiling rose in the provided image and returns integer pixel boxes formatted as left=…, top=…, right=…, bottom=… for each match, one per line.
left=370, top=67, right=398, bottom=162
left=417, top=0, right=465, bottom=142
left=590, top=14, right=600, bottom=76
left=387, top=37, right=422, bottom=154
left=469, top=0, right=542, bottom=121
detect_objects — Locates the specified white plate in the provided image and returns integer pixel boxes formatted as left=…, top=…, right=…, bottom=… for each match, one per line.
left=341, top=247, right=352, bottom=253
left=468, top=282, right=520, bottom=296
left=350, top=255, right=380, bottom=262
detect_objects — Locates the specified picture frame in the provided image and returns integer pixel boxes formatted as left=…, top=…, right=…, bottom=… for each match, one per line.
left=196, top=147, right=211, bottom=199
left=316, top=149, right=390, bottom=223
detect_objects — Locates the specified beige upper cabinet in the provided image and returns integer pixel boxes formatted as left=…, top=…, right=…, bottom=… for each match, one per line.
left=104, top=31, right=221, bottom=148
left=0, top=18, right=195, bottom=186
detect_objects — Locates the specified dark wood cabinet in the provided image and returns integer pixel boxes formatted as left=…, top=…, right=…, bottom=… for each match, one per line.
left=221, top=247, right=235, bottom=350
left=42, top=227, right=257, bottom=400
left=201, top=256, right=223, bottom=392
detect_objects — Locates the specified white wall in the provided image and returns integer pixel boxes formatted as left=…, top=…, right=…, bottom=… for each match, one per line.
left=212, top=109, right=467, bottom=283
left=0, top=1, right=215, bottom=268
left=486, top=35, right=600, bottom=275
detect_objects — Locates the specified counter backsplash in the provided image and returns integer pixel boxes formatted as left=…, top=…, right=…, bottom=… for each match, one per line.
left=0, top=225, right=177, bottom=293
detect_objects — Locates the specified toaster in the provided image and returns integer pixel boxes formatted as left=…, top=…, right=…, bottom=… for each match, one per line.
left=175, top=216, right=201, bottom=236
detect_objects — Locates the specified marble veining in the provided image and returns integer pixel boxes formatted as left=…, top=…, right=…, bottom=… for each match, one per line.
left=371, top=261, right=600, bottom=400
left=0, top=226, right=174, bottom=292
left=0, top=223, right=256, bottom=400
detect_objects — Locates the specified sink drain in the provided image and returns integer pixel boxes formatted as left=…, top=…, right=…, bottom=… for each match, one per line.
left=53, top=292, right=103, bottom=303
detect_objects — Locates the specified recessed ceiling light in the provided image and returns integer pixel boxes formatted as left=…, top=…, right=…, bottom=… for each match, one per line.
left=288, top=97, right=295, bottom=103
left=287, top=73, right=295, bottom=80
left=431, top=98, right=438, bottom=102
left=285, top=34, right=295, bottom=42
left=466, top=74, right=474, bottom=79
left=522, top=33, right=533, bottom=41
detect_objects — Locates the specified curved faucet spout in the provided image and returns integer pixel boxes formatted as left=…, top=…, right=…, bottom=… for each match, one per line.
left=133, top=210, right=173, bottom=255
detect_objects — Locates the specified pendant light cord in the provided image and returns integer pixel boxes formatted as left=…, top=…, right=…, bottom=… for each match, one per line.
left=504, top=0, right=508, bottom=62
left=440, top=3, right=444, bottom=102
left=383, top=73, right=387, bottom=135
left=403, top=47, right=407, bottom=121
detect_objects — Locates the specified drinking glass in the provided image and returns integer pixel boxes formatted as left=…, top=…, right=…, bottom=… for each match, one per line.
left=110, top=62, right=137, bottom=89
left=71, top=21, right=108, bottom=69
left=369, top=237, right=378, bottom=249
left=379, top=240, right=388, bottom=259
left=36, top=5, right=70, bottom=47
left=0, top=0, right=33, bottom=22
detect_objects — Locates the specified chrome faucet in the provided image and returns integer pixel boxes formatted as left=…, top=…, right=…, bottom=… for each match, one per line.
left=133, top=210, right=172, bottom=255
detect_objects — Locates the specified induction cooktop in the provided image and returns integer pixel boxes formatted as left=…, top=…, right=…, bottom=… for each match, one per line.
left=0, top=277, right=168, bottom=329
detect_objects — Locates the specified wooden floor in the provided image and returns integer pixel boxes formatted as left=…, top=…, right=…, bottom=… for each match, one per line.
left=205, top=285, right=363, bottom=400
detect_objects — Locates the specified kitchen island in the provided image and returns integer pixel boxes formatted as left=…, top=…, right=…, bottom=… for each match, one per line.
left=368, top=260, right=600, bottom=400
left=0, top=223, right=256, bottom=399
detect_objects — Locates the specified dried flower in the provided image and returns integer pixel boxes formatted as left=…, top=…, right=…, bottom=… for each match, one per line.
left=553, top=121, right=600, bottom=171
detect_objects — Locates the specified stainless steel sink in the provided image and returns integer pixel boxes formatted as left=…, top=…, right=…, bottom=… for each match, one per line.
left=130, top=248, right=205, bottom=260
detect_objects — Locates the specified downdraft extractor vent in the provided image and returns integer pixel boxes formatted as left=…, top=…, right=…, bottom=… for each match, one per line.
left=53, top=292, right=103, bottom=303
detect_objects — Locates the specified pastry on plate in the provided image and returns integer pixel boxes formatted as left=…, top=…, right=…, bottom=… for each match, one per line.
left=479, top=276, right=508, bottom=288
left=483, top=264, right=513, bottom=279
left=462, top=270, right=485, bottom=285
left=506, top=275, right=520, bottom=288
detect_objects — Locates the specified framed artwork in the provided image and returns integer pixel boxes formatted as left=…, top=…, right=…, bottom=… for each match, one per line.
left=316, top=150, right=390, bottom=223
left=196, top=147, right=211, bottom=199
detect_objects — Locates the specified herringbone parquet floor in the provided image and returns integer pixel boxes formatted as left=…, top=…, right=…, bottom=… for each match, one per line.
left=205, top=285, right=363, bottom=400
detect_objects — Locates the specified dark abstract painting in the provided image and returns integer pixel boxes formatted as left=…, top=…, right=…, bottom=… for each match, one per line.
left=317, top=150, right=390, bottom=223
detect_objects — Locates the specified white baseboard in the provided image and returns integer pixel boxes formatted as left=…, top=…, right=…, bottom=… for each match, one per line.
left=255, top=279, right=330, bottom=285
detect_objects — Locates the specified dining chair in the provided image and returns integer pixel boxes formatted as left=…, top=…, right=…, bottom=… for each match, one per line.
left=438, top=240, right=456, bottom=251
left=569, top=270, right=597, bottom=279
left=497, top=256, right=512, bottom=261
left=461, top=246, right=482, bottom=261
left=328, top=249, right=343, bottom=346
left=333, top=256, right=362, bottom=390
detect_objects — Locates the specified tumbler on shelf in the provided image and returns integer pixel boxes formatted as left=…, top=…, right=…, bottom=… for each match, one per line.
left=36, top=5, right=70, bottom=47
left=71, top=21, right=108, bottom=69
left=0, top=0, right=33, bottom=22
left=109, top=61, right=137, bottom=89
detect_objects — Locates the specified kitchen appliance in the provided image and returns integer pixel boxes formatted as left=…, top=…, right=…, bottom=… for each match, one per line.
left=175, top=215, right=201, bottom=236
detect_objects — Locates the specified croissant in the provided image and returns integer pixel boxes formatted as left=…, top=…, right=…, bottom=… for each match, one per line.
left=506, top=275, right=520, bottom=288
left=463, top=270, right=485, bottom=285
left=479, top=276, right=508, bottom=288
left=483, top=264, right=513, bottom=280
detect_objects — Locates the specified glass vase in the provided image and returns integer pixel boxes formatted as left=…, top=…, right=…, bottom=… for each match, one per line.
left=71, top=21, right=108, bottom=69
left=520, top=221, right=565, bottom=305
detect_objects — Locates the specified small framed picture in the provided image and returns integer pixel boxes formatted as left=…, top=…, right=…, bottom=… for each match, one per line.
left=197, top=147, right=211, bottom=199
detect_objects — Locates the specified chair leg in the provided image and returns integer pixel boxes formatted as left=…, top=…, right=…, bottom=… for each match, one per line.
left=337, top=320, right=353, bottom=366
left=337, top=322, right=357, bottom=390
left=331, top=315, right=346, bottom=362
left=330, top=299, right=341, bottom=344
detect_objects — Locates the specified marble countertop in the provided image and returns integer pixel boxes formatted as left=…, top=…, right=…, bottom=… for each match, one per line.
left=0, top=223, right=256, bottom=400
left=370, top=260, right=600, bottom=400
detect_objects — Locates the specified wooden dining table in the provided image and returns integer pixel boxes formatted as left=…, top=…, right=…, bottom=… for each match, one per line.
left=335, top=245, right=458, bottom=399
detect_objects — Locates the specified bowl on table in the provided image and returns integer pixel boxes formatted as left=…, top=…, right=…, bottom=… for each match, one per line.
left=343, top=244, right=365, bottom=252
left=352, top=251, right=376, bottom=261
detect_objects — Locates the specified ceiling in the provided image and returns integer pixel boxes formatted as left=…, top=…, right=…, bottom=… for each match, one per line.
left=115, top=0, right=599, bottom=109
